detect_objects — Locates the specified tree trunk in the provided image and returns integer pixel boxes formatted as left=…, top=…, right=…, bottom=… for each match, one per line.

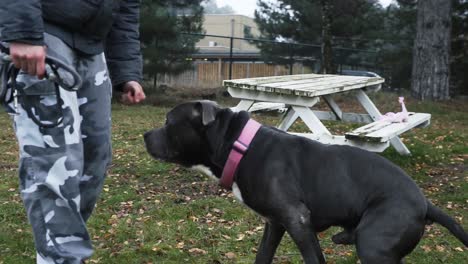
left=320, top=0, right=334, bottom=74
left=411, top=0, right=452, bottom=101
left=153, top=73, right=157, bottom=90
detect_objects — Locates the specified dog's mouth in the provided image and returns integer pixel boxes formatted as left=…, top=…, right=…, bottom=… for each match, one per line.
left=145, top=142, right=177, bottom=161
left=149, top=151, right=178, bottom=163
left=144, top=134, right=174, bottom=162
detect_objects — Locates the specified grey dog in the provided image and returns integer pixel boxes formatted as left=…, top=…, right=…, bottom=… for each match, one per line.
left=144, top=101, right=468, bottom=264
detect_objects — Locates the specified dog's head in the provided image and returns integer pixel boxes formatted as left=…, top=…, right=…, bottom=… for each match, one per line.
left=144, top=100, right=221, bottom=166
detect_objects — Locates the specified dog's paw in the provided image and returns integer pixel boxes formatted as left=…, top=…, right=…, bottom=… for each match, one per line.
left=332, top=230, right=355, bottom=245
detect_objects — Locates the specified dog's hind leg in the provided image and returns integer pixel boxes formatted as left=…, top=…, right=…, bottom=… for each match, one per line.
left=255, top=221, right=286, bottom=264
left=355, top=206, right=424, bottom=264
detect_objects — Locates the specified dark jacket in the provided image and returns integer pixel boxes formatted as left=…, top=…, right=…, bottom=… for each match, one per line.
left=0, top=0, right=142, bottom=87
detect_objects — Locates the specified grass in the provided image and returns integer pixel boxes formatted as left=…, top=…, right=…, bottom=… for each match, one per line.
left=0, top=92, right=467, bottom=263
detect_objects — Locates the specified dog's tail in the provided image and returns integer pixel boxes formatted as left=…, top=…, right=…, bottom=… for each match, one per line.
left=426, top=200, right=468, bottom=247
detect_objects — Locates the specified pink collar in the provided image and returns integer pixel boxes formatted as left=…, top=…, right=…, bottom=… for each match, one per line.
left=219, top=119, right=262, bottom=189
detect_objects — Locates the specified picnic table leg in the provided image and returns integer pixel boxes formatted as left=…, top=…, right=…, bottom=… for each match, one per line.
left=278, top=107, right=299, bottom=131
left=388, top=138, right=411, bottom=155
left=278, top=97, right=321, bottom=131
left=323, top=95, right=343, bottom=120
left=354, top=90, right=411, bottom=155
left=292, top=106, right=332, bottom=136
left=232, top=100, right=255, bottom=112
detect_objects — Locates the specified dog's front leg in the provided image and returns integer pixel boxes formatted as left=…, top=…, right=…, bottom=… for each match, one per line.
left=255, top=221, right=286, bottom=264
left=283, top=206, right=325, bottom=264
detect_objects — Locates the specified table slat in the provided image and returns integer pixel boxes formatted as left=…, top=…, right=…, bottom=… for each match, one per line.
left=224, top=74, right=384, bottom=98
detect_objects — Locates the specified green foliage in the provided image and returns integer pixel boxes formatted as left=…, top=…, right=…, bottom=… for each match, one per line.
left=253, top=0, right=468, bottom=94
left=451, top=0, right=468, bottom=95
left=140, top=0, right=204, bottom=82
left=375, top=1, right=417, bottom=89
left=252, top=0, right=323, bottom=67
left=382, top=0, right=468, bottom=94
left=252, top=0, right=385, bottom=69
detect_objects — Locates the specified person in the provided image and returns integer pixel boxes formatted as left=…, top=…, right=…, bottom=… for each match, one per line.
left=0, top=1, right=146, bottom=263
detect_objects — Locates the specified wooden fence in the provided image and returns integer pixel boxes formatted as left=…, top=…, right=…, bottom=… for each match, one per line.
left=157, top=61, right=313, bottom=88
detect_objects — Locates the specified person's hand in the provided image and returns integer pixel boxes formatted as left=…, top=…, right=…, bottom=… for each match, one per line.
left=121, top=81, right=146, bottom=104
left=9, top=42, right=46, bottom=79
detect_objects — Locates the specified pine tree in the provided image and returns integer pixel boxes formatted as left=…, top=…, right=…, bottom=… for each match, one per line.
left=253, top=0, right=385, bottom=73
left=140, top=0, right=204, bottom=89
left=377, top=0, right=417, bottom=89
left=451, top=0, right=468, bottom=95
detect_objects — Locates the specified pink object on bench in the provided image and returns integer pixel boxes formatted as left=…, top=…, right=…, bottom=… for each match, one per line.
left=379, top=97, right=409, bottom=123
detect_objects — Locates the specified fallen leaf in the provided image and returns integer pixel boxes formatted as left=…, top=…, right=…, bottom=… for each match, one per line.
left=436, top=245, right=445, bottom=252
left=188, top=248, right=207, bottom=255
left=421, top=245, right=431, bottom=252
left=454, top=247, right=464, bottom=252
left=225, top=252, right=236, bottom=259
left=176, top=242, right=185, bottom=249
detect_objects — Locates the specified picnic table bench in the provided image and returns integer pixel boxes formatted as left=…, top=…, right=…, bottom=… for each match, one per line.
left=223, top=73, right=431, bottom=155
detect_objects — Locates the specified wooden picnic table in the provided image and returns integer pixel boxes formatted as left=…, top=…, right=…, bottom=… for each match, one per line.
left=223, top=74, right=431, bottom=155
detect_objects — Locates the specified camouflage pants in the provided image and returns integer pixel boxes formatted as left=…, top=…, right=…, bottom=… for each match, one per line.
left=11, top=33, right=112, bottom=263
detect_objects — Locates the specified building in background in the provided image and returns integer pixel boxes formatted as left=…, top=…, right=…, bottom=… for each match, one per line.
left=196, top=14, right=260, bottom=57
left=158, top=14, right=312, bottom=88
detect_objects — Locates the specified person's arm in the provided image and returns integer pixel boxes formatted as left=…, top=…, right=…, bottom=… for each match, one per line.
left=0, top=0, right=44, bottom=45
left=106, top=0, right=145, bottom=104
left=0, top=0, right=46, bottom=78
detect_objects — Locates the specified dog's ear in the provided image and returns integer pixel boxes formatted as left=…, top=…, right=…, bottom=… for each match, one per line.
left=195, top=101, right=219, bottom=125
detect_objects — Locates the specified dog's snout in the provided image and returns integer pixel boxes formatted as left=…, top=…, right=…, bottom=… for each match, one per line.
left=144, top=131, right=151, bottom=140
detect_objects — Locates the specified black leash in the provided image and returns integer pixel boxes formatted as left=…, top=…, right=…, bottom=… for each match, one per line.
left=0, top=44, right=82, bottom=129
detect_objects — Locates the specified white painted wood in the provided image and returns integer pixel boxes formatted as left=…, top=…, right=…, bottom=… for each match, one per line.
left=228, top=87, right=320, bottom=107
left=249, top=102, right=287, bottom=113
left=389, top=137, right=411, bottom=156
left=354, top=90, right=412, bottom=155
left=231, top=99, right=255, bottom=112
left=354, top=90, right=382, bottom=120
left=255, top=76, right=365, bottom=89
left=323, top=95, right=343, bottom=120
left=254, top=78, right=384, bottom=98
left=225, top=74, right=385, bottom=98
left=313, top=111, right=373, bottom=123
left=225, top=74, right=430, bottom=155
left=276, top=97, right=319, bottom=132
left=257, top=76, right=377, bottom=90
left=292, top=106, right=332, bottom=135
left=289, top=133, right=390, bottom=152
left=278, top=107, right=300, bottom=131
left=223, top=74, right=326, bottom=86
left=345, top=113, right=432, bottom=142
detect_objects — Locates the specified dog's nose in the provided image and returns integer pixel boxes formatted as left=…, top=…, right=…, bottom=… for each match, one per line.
left=143, top=131, right=151, bottom=140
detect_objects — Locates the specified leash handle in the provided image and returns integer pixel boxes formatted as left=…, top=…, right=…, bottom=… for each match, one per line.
left=0, top=45, right=82, bottom=91
left=1, top=43, right=79, bottom=128
left=0, top=52, right=57, bottom=83
left=44, top=55, right=82, bottom=91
